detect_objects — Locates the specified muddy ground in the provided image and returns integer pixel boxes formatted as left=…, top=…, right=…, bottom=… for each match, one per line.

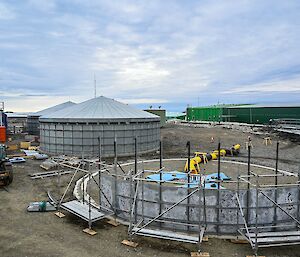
left=1, top=122, right=300, bottom=257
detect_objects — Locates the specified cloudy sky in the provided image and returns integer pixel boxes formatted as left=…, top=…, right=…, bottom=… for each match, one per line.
left=0, top=0, right=300, bottom=112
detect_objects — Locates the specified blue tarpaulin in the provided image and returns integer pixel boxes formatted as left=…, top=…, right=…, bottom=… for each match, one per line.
left=205, top=172, right=231, bottom=181
left=146, top=171, right=187, bottom=182
left=146, top=171, right=230, bottom=189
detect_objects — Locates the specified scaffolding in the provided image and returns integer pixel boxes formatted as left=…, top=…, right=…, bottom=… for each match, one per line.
left=46, top=135, right=300, bottom=256
left=51, top=138, right=115, bottom=232
left=127, top=140, right=208, bottom=253
left=236, top=167, right=300, bottom=256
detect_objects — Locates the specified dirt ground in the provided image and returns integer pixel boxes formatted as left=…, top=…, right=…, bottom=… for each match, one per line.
left=1, top=122, right=300, bottom=257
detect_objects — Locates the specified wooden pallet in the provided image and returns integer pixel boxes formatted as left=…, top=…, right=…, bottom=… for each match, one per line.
left=121, top=240, right=138, bottom=248
left=83, top=228, right=97, bottom=236
left=54, top=211, right=65, bottom=218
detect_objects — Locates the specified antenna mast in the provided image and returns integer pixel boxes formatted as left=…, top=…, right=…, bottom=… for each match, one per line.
left=94, top=74, right=97, bottom=98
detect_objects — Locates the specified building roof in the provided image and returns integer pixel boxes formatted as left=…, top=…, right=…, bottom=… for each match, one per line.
left=227, top=103, right=300, bottom=108
left=29, top=101, right=76, bottom=117
left=5, top=112, right=32, bottom=118
left=40, top=96, right=160, bottom=122
left=189, top=103, right=300, bottom=109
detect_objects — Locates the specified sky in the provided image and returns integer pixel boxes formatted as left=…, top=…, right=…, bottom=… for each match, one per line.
left=0, top=0, right=300, bottom=112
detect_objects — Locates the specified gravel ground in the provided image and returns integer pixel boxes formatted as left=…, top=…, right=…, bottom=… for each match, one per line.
left=1, top=123, right=300, bottom=257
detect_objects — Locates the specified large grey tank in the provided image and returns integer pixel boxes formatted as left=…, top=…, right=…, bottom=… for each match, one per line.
left=27, top=101, right=76, bottom=136
left=39, top=96, right=160, bottom=157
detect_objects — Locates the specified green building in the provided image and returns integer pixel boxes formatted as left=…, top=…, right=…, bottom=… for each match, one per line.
left=186, top=104, right=300, bottom=124
left=186, top=104, right=239, bottom=122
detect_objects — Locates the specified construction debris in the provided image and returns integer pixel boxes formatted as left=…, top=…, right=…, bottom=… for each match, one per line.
left=40, top=159, right=57, bottom=170
left=27, top=201, right=56, bottom=212
left=20, top=141, right=31, bottom=149
left=7, top=144, right=19, bottom=151
left=22, top=149, right=39, bottom=156
left=30, top=170, right=73, bottom=179
left=9, top=157, right=26, bottom=163
left=33, top=153, right=48, bottom=160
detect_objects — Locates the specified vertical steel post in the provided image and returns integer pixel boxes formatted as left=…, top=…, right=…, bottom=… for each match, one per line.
left=236, top=172, right=240, bottom=238
left=217, top=142, right=221, bottom=189
left=98, top=137, right=101, bottom=208
left=128, top=171, right=134, bottom=239
left=159, top=140, right=163, bottom=170
left=142, top=169, right=144, bottom=225
left=114, top=138, right=117, bottom=214
left=82, top=173, right=85, bottom=203
left=134, top=137, right=138, bottom=223
left=159, top=140, right=163, bottom=227
left=57, top=169, right=61, bottom=213
left=275, top=141, right=279, bottom=180
left=246, top=145, right=251, bottom=224
left=134, top=137, right=137, bottom=175
left=216, top=141, right=221, bottom=235
left=203, top=172, right=207, bottom=228
left=273, top=141, right=279, bottom=230
left=81, top=152, right=85, bottom=203
left=187, top=141, right=191, bottom=187
left=88, top=163, right=92, bottom=230
left=187, top=141, right=191, bottom=231
left=254, top=174, right=259, bottom=256
left=198, top=172, right=202, bottom=252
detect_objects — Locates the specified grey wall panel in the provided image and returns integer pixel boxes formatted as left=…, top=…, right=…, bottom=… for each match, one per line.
left=96, top=172, right=300, bottom=235
left=40, top=120, right=160, bottom=157
left=27, top=116, right=40, bottom=135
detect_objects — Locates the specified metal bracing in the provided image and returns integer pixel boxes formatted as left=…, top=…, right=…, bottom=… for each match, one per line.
left=236, top=168, right=300, bottom=256
left=51, top=139, right=115, bottom=231
left=128, top=140, right=207, bottom=252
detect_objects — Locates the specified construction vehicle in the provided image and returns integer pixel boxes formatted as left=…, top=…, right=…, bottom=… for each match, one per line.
left=0, top=144, right=13, bottom=186
left=0, top=102, right=13, bottom=186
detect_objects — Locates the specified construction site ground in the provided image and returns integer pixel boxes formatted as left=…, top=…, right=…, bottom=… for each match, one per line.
left=1, top=122, right=300, bottom=257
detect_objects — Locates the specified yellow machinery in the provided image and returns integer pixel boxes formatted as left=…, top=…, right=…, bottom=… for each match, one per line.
left=184, top=144, right=240, bottom=174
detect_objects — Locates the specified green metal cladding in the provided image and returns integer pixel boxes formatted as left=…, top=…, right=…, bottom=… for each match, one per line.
left=187, top=105, right=300, bottom=124
left=186, top=106, right=223, bottom=122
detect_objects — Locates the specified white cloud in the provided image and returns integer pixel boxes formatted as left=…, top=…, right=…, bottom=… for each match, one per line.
left=0, top=2, right=15, bottom=19
left=3, top=95, right=71, bottom=112
left=116, top=98, right=169, bottom=104
left=1, top=0, right=300, bottom=111
left=27, top=0, right=56, bottom=12
left=223, top=77, right=300, bottom=94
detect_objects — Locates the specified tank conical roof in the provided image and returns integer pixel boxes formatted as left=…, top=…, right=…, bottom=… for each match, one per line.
left=29, top=101, right=76, bottom=117
left=40, top=96, right=159, bottom=122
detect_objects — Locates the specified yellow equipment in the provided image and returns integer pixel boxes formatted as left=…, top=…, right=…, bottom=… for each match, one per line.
left=184, top=144, right=241, bottom=174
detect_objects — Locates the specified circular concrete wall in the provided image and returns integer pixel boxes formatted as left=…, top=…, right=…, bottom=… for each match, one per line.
left=75, top=159, right=299, bottom=237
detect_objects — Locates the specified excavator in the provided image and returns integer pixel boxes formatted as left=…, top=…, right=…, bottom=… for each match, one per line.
left=0, top=144, right=13, bottom=186
left=184, top=144, right=241, bottom=174
left=0, top=103, right=13, bottom=186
